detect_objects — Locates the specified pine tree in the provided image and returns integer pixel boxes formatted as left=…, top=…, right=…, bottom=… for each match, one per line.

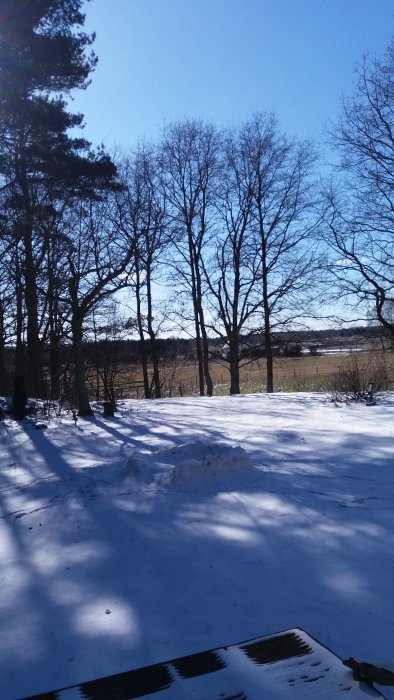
left=0, top=0, right=116, bottom=412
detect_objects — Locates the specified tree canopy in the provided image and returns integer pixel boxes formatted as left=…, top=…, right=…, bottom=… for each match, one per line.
left=0, top=0, right=117, bottom=412
left=324, top=40, right=394, bottom=336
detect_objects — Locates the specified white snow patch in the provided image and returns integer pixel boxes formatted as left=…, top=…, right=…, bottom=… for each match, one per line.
left=2, top=393, right=394, bottom=699
left=122, top=441, right=253, bottom=490
left=74, top=599, right=138, bottom=638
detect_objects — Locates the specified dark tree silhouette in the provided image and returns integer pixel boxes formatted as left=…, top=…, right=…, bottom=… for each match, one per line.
left=324, top=41, right=394, bottom=338
left=159, top=119, right=220, bottom=396
left=0, top=0, right=116, bottom=414
left=204, top=128, right=261, bottom=394
left=241, top=113, right=318, bottom=392
left=116, top=146, right=169, bottom=399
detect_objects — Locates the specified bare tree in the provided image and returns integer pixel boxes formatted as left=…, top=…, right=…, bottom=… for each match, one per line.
left=59, top=194, right=134, bottom=415
left=324, top=41, right=394, bottom=338
left=159, top=119, right=220, bottom=396
left=88, top=301, right=126, bottom=413
left=242, top=113, right=318, bottom=392
left=115, top=145, right=169, bottom=398
left=0, top=236, right=17, bottom=396
left=204, top=129, right=261, bottom=394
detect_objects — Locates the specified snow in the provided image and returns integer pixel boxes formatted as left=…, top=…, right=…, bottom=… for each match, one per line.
left=0, top=392, right=393, bottom=699
left=122, top=441, right=253, bottom=490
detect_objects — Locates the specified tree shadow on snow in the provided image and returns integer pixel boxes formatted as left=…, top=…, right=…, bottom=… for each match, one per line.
left=0, top=409, right=393, bottom=697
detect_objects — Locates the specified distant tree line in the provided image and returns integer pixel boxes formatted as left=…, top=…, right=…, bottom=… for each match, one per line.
left=0, top=1, right=393, bottom=416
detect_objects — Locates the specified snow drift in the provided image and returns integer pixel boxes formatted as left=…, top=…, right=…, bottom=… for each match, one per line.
left=122, top=440, right=253, bottom=490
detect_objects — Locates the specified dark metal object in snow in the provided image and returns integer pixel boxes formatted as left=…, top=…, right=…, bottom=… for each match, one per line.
left=20, top=627, right=386, bottom=699
left=343, top=658, right=394, bottom=686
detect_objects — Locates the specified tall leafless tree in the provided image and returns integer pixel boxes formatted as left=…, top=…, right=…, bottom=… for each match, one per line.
left=241, top=113, right=318, bottom=392
left=324, top=41, right=394, bottom=338
left=115, top=145, right=169, bottom=398
left=59, top=194, right=134, bottom=415
left=204, top=129, right=261, bottom=394
left=159, top=119, right=220, bottom=396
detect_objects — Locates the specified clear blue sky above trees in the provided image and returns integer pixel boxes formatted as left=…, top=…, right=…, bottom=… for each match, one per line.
left=75, top=0, right=394, bottom=159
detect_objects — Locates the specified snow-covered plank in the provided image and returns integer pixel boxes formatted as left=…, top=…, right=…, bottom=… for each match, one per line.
left=21, top=627, right=386, bottom=699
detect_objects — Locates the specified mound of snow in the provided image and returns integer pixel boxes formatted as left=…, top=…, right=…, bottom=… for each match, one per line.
left=121, top=452, right=156, bottom=485
left=122, top=441, right=252, bottom=490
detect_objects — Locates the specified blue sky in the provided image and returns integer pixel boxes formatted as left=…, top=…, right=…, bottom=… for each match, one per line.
left=75, top=0, right=394, bottom=159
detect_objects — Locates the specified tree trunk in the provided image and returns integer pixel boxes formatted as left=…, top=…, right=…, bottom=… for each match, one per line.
left=262, top=262, right=274, bottom=393
left=22, top=223, right=45, bottom=397
left=13, top=260, right=26, bottom=418
left=192, top=252, right=212, bottom=396
left=261, top=236, right=274, bottom=393
left=49, top=333, right=60, bottom=399
left=229, top=341, right=241, bottom=394
left=14, top=270, right=26, bottom=393
left=195, top=250, right=213, bottom=396
left=12, top=375, right=27, bottom=420
left=0, top=300, right=6, bottom=395
left=189, top=281, right=205, bottom=395
left=48, top=255, right=61, bottom=400
left=199, top=307, right=213, bottom=396
left=191, top=285, right=205, bottom=396
left=139, top=328, right=150, bottom=399
left=17, top=156, right=45, bottom=398
left=49, top=301, right=61, bottom=400
left=134, top=269, right=151, bottom=398
left=193, top=319, right=204, bottom=395
left=195, top=263, right=213, bottom=396
left=264, top=319, right=274, bottom=393
left=146, top=267, right=161, bottom=398
left=148, top=328, right=161, bottom=398
left=71, top=312, right=92, bottom=416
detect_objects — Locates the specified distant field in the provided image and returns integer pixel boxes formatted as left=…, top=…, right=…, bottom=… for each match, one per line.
left=96, top=349, right=394, bottom=399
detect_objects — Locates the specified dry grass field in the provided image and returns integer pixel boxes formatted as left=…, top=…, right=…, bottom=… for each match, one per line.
left=106, top=349, right=394, bottom=399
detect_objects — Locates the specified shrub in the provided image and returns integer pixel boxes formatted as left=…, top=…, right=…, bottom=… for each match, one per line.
left=329, top=352, right=390, bottom=401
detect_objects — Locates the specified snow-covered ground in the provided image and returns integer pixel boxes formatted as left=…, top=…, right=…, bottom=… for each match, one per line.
left=0, top=392, right=393, bottom=699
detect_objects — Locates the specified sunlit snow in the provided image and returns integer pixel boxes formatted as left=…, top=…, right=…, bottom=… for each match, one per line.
left=0, top=392, right=393, bottom=699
